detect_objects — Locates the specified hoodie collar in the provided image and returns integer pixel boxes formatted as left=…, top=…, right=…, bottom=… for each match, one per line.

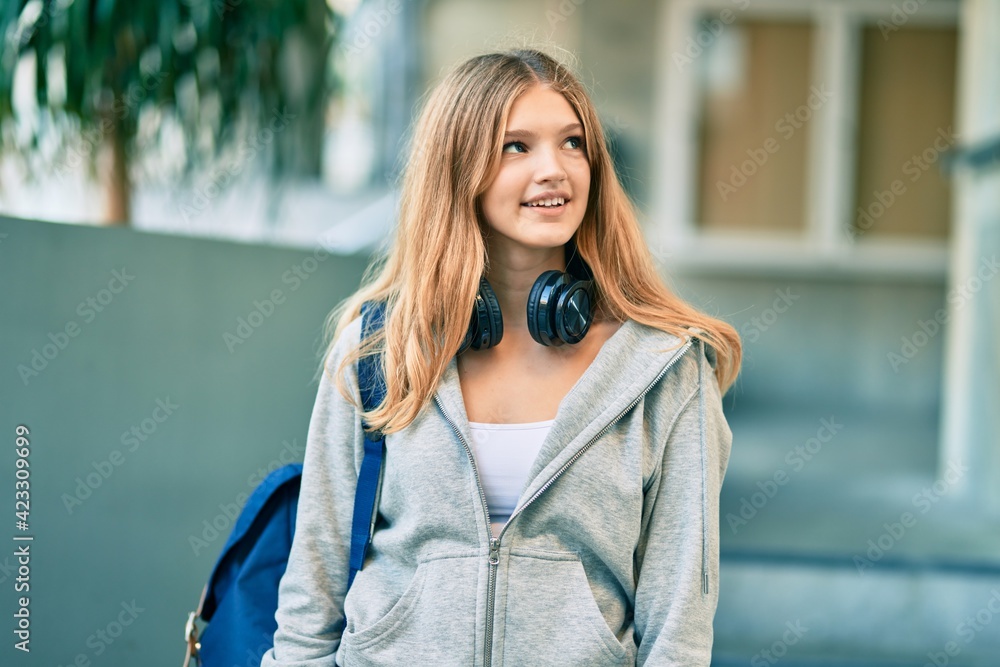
left=433, top=318, right=693, bottom=504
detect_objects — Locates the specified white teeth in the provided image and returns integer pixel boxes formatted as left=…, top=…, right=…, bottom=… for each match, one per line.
left=526, top=197, right=565, bottom=207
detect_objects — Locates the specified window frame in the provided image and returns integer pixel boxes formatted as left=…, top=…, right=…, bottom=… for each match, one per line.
left=650, top=0, right=960, bottom=278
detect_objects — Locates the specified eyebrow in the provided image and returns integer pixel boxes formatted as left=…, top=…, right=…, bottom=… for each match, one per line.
left=503, top=123, right=583, bottom=140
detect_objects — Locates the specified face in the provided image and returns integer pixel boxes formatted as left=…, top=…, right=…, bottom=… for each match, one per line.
left=479, top=85, right=591, bottom=256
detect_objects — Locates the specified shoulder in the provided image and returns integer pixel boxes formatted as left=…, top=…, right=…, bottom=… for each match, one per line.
left=318, top=314, right=365, bottom=391
left=325, top=315, right=363, bottom=366
left=630, top=321, right=724, bottom=417
left=625, top=319, right=718, bottom=367
left=685, top=325, right=720, bottom=371
left=638, top=322, right=720, bottom=372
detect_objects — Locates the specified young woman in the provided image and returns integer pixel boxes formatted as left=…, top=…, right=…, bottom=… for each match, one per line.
left=261, top=48, right=741, bottom=667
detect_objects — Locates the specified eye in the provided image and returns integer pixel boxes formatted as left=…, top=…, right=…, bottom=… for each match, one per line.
left=502, top=141, right=527, bottom=154
left=565, top=135, right=585, bottom=150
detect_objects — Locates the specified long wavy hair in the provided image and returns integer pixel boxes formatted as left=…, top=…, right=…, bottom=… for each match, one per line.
left=316, top=48, right=741, bottom=435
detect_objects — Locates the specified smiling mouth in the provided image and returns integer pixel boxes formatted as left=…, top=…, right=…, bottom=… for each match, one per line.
left=522, top=199, right=569, bottom=208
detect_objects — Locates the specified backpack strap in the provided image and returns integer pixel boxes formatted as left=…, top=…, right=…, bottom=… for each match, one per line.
left=348, top=300, right=388, bottom=591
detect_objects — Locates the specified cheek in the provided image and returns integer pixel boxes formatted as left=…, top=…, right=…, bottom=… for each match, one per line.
left=484, top=171, right=521, bottom=208
left=482, top=194, right=511, bottom=225
left=481, top=184, right=519, bottom=229
left=573, top=163, right=591, bottom=200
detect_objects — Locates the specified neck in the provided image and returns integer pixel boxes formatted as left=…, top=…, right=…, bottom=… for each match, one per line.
left=484, top=243, right=566, bottom=333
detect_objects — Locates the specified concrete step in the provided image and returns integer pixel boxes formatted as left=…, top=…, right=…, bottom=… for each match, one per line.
left=713, top=552, right=1000, bottom=665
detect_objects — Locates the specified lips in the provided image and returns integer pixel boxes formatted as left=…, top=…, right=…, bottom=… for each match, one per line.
left=522, top=190, right=571, bottom=207
left=522, top=197, right=568, bottom=208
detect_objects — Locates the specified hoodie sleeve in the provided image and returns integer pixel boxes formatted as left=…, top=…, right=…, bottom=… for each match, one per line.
left=633, top=339, right=734, bottom=666
left=261, top=316, right=364, bottom=667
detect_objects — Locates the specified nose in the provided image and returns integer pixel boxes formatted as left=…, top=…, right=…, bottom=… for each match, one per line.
left=533, top=143, right=568, bottom=183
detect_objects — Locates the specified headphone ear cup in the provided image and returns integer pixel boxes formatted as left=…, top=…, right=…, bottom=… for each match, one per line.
left=527, top=271, right=571, bottom=346
left=460, top=277, right=504, bottom=354
left=553, top=280, right=593, bottom=344
left=480, top=277, right=503, bottom=348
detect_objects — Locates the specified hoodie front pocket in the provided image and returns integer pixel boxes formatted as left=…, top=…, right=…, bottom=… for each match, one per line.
left=501, top=548, right=629, bottom=666
left=340, top=553, right=479, bottom=667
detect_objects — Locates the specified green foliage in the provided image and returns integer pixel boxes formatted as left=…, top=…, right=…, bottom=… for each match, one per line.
left=0, top=0, right=344, bottom=193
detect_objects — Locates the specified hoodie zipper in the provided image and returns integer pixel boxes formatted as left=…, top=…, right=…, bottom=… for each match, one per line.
left=432, top=394, right=497, bottom=667
left=434, top=338, right=693, bottom=667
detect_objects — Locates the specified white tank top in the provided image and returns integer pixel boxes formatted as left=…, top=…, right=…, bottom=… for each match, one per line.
left=467, top=419, right=554, bottom=537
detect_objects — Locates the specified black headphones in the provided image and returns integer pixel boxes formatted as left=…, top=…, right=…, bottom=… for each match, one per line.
left=459, top=242, right=596, bottom=353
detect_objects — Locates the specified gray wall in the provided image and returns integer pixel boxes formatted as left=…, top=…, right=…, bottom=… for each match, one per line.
left=1, top=216, right=368, bottom=665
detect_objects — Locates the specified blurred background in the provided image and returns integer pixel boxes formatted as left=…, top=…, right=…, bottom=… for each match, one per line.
left=1, top=0, right=998, bottom=664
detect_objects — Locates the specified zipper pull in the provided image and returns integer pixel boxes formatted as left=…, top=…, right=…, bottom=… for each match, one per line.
left=488, top=537, right=500, bottom=565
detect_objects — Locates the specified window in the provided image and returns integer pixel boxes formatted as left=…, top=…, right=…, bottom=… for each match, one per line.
left=852, top=25, right=957, bottom=240
left=696, top=20, right=815, bottom=233
left=653, top=0, right=959, bottom=275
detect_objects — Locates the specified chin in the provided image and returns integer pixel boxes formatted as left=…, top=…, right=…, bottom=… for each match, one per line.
left=526, top=231, right=580, bottom=250
left=517, top=210, right=584, bottom=228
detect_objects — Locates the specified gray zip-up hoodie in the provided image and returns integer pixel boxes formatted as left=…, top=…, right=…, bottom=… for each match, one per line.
left=261, top=313, right=733, bottom=667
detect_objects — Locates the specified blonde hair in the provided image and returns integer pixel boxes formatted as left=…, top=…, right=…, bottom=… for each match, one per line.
left=317, top=48, right=741, bottom=435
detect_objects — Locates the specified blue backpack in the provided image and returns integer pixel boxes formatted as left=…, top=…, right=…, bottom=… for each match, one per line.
left=183, top=301, right=388, bottom=666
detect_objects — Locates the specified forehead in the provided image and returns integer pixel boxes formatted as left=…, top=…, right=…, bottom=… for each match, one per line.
left=504, top=86, right=581, bottom=132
